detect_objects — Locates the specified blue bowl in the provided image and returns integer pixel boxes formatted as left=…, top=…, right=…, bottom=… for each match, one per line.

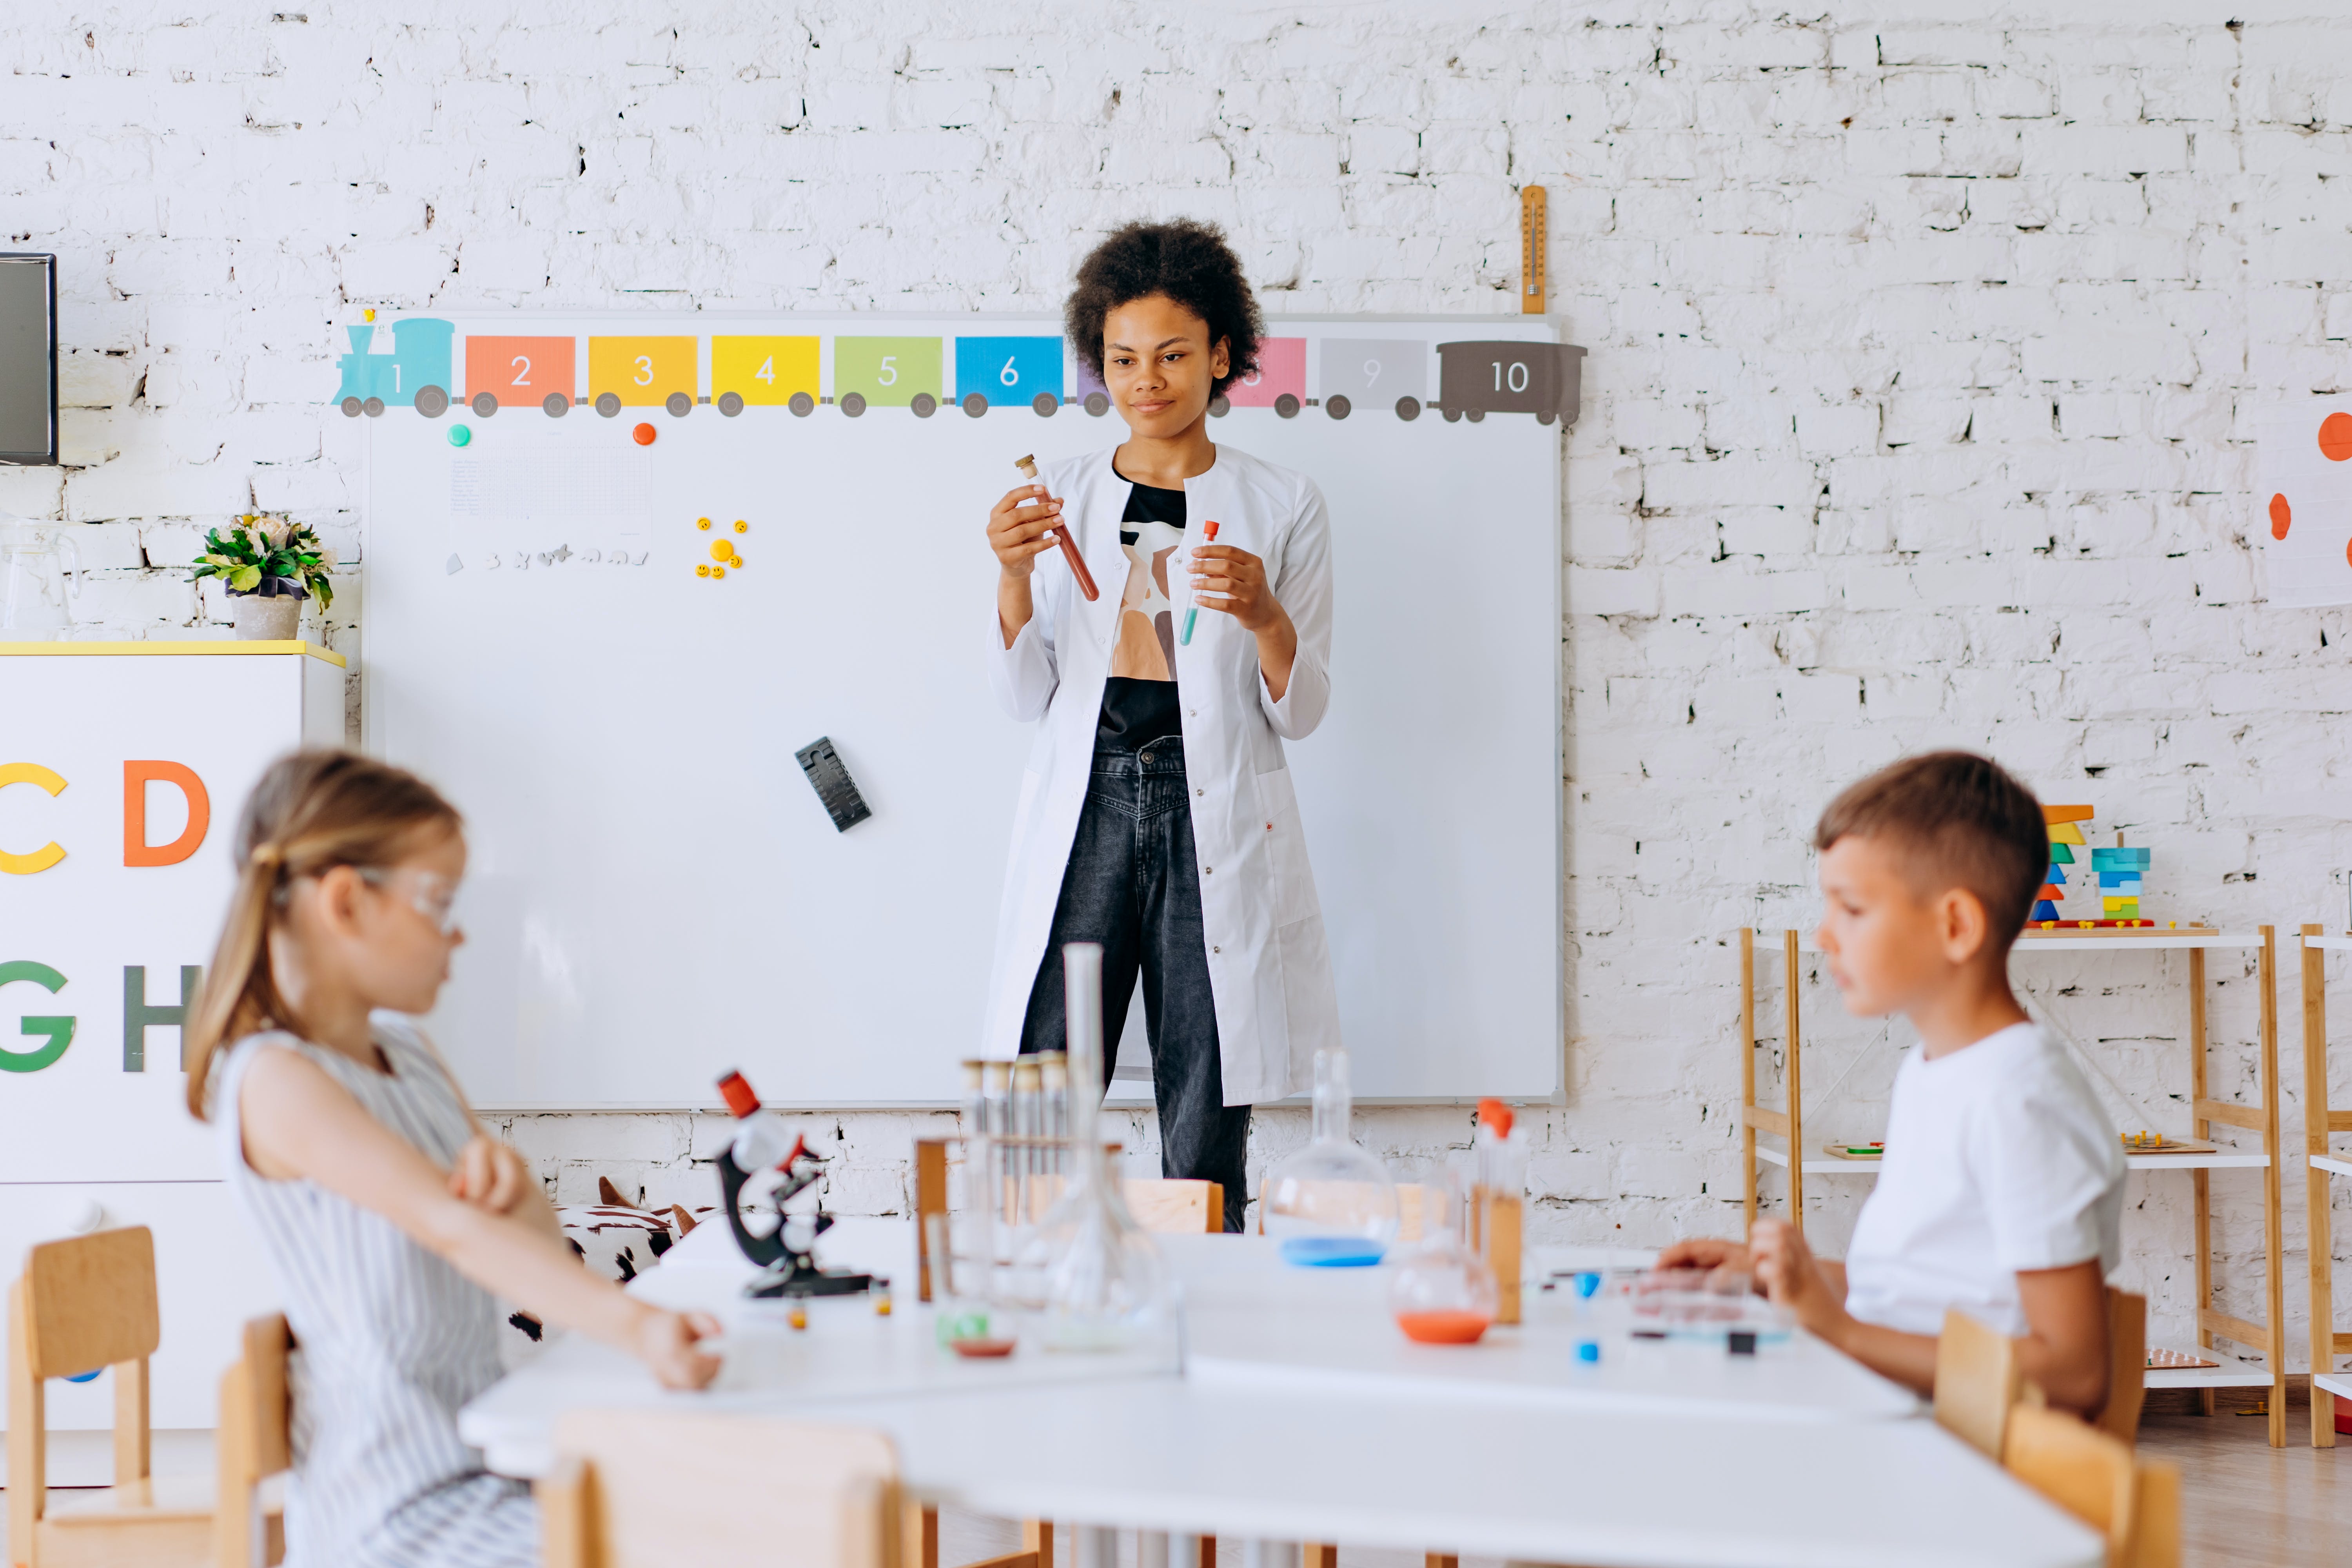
left=1278, top=1236, right=1388, bottom=1268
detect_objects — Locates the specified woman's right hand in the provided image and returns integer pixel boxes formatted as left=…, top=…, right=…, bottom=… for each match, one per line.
left=988, top=484, right=1063, bottom=578
left=634, top=1306, right=725, bottom=1390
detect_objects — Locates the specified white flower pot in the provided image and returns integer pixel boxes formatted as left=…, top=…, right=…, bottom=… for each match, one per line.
left=232, top=593, right=302, bottom=641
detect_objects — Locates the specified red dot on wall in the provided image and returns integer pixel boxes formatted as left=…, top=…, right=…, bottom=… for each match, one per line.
left=633, top=423, right=656, bottom=446
left=2270, top=493, right=2292, bottom=540
left=2321, top=412, right=2352, bottom=462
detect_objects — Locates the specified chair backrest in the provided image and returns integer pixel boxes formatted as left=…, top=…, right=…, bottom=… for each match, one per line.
left=2003, top=1405, right=2139, bottom=1564
left=544, top=1410, right=899, bottom=1568
left=2093, top=1288, right=2148, bottom=1445
left=8, top=1226, right=163, bottom=1563
left=1933, top=1307, right=2024, bottom=1458
left=217, top=1314, right=294, bottom=1568
left=1122, top=1178, right=1223, bottom=1235
left=17, top=1226, right=160, bottom=1377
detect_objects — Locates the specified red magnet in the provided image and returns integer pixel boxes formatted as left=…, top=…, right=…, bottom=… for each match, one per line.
left=632, top=423, right=656, bottom=445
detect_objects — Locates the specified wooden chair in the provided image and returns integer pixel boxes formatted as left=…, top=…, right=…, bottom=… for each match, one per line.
left=6, top=1226, right=211, bottom=1567
left=2003, top=1405, right=2181, bottom=1568
left=215, top=1315, right=293, bottom=1568
left=1121, top=1179, right=1223, bottom=1236
left=2094, top=1290, right=2148, bottom=1445
left=541, top=1408, right=899, bottom=1568
left=1933, top=1307, right=2025, bottom=1459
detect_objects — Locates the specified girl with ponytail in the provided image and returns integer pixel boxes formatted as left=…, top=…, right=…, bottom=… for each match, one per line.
left=188, top=750, right=719, bottom=1568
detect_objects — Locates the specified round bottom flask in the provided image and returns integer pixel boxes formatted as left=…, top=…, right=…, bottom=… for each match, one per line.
left=1262, top=1047, right=1399, bottom=1267
left=1390, top=1176, right=1499, bottom=1344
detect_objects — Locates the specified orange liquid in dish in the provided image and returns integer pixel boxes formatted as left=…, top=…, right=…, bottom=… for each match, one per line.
left=948, top=1338, right=1018, bottom=1359
left=1396, top=1310, right=1491, bottom=1345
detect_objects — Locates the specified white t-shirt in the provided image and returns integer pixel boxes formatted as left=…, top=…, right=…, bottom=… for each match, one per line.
left=1844, top=1022, right=2124, bottom=1337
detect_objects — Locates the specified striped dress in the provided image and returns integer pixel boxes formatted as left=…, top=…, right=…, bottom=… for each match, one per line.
left=217, top=1017, right=537, bottom=1568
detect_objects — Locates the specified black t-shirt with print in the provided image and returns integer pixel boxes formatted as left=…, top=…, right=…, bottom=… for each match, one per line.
left=1096, top=473, right=1188, bottom=753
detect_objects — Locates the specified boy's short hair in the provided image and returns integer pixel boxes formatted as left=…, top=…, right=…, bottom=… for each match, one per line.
left=1814, top=752, right=2047, bottom=953
left=1064, top=218, right=1264, bottom=400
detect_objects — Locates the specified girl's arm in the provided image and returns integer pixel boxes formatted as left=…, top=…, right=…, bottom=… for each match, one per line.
left=239, top=1045, right=719, bottom=1388
left=1752, top=1219, right=2110, bottom=1412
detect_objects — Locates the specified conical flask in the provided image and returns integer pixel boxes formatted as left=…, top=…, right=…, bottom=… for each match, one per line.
left=1261, top=1047, right=1399, bottom=1266
left=1034, top=942, right=1173, bottom=1352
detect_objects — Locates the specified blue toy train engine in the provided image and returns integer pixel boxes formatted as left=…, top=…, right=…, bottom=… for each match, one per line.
left=336, top=318, right=456, bottom=417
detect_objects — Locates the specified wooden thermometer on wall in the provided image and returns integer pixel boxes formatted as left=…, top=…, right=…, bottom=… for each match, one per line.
left=1520, top=185, right=1547, bottom=315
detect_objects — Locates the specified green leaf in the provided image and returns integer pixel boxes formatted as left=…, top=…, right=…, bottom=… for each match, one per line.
left=229, top=565, right=261, bottom=592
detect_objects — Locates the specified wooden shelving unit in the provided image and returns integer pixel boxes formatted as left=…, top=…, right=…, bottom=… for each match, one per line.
left=1737, top=925, right=2289, bottom=1446
left=2299, top=927, right=2352, bottom=1448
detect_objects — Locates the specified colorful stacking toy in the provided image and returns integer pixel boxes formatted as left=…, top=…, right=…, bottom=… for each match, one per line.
left=2093, top=845, right=2152, bottom=920
left=2036, top=805, right=2093, bottom=922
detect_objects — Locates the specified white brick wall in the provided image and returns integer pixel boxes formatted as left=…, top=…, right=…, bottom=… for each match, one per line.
left=8, top=2, right=2352, bottom=1367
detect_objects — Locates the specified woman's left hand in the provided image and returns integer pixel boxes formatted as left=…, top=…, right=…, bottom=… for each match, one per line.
left=1188, top=544, right=1286, bottom=634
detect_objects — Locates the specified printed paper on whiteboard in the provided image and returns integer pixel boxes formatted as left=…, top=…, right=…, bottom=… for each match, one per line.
left=2256, top=400, right=2352, bottom=607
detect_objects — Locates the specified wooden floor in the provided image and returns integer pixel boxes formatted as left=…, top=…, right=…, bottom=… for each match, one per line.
left=7, top=1393, right=2345, bottom=1567
left=2135, top=1381, right=2350, bottom=1568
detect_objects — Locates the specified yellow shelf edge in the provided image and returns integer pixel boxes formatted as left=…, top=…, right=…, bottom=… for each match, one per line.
left=0, top=640, right=347, bottom=668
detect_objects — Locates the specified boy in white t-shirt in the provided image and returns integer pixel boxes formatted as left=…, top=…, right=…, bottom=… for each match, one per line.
left=1663, top=752, right=2125, bottom=1413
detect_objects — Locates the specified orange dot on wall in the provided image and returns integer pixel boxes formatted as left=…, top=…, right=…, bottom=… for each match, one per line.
left=2321, top=412, right=2352, bottom=462
left=2270, top=493, right=2292, bottom=540
left=632, top=423, right=656, bottom=446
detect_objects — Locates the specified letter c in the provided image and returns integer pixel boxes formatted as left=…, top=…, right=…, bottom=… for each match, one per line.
left=124, top=760, right=211, bottom=867
left=0, top=762, right=67, bottom=876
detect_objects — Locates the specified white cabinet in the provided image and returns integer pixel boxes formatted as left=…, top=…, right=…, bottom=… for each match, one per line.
left=0, top=642, right=344, bottom=1432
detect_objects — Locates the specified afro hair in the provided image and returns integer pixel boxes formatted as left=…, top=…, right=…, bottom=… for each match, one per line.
left=1064, top=219, right=1264, bottom=400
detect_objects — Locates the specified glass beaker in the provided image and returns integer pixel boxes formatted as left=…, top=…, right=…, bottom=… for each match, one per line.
left=1389, top=1174, right=1498, bottom=1344
left=1029, top=942, right=1173, bottom=1353
left=0, top=516, right=80, bottom=640
left=1261, top=1047, right=1399, bottom=1266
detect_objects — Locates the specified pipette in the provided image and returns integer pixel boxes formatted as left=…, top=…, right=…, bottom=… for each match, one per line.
left=1180, top=520, right=1221, bottom=645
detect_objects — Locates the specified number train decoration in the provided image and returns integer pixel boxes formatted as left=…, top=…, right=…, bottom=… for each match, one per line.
left=334, top=321, right=1585, bottom=426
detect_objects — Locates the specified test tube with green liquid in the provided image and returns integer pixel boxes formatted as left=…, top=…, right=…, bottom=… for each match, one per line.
left=1180, top=519, right=1221, bottom=645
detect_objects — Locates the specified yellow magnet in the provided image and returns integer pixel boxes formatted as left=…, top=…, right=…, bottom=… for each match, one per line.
left=710, top=540, right=734, bottom=562
left=712, top=565, right=726, bottom=579
left=734, top=520, right=748, bottom=533
left=697, top=517, right=713, bottom=530
left=696, top=564, right=711, bottom=578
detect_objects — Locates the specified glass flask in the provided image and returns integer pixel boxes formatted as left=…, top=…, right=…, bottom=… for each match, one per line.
left=1030, top=942, right=1174, bottom=1353
left=1388, top=1173, right=1499, bottom=1344
left=1261, top=1047, right=1400, bottom=1266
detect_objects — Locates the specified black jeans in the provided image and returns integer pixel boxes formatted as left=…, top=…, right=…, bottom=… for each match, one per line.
left=1019, top=740, right=1251, bottom=1232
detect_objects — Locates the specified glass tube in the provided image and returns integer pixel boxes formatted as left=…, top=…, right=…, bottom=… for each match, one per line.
left=960, top=1059, right=988, bottom=1137
left=1034, top=942, right=1172, bottom=1352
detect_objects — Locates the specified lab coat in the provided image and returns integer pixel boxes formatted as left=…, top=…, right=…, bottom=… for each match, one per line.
left=982, top=443, right=1339, bottom=1105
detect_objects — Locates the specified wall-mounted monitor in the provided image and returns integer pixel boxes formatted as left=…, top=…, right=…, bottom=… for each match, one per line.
left=0, top=254, right=59, bottom=466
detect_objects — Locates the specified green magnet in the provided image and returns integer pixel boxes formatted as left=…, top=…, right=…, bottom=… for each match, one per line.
left=449, top=424, right=472, bottom=447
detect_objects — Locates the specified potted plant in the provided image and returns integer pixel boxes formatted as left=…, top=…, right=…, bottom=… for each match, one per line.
left=191, top=515, right=335, bottom=641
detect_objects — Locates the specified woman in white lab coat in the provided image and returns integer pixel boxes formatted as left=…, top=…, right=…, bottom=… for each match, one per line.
left=981, top=220, right=1339, bottom=1230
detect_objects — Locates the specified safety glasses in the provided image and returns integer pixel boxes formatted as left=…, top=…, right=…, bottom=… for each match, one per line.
left=356, top=866, right=464, bottom=937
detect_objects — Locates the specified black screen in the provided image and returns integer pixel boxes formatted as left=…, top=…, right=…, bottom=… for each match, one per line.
left=0, top=255, right=58, bottom=465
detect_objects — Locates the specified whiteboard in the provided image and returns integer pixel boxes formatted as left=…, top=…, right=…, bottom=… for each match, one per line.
left=359, top=313, right=1566, bottom=1108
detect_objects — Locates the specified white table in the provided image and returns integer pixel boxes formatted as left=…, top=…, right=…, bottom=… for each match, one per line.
left=459, top=1218, right=2098, bottom=1567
